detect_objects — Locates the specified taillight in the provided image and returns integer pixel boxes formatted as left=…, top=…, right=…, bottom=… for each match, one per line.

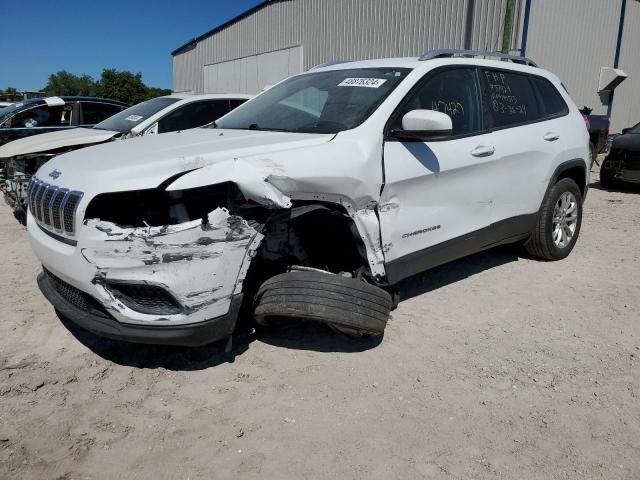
left=582, top=114, right=590, bottom=130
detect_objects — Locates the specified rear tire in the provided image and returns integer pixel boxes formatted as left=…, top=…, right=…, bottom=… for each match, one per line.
left=525, top=177, right=583, bottom=260
left=599, top=158, right=616, bottom=189
left=254, top=271, right=392, bottom=336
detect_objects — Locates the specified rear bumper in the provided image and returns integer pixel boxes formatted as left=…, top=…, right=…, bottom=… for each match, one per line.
left=38, top=271, right=242, bottom=347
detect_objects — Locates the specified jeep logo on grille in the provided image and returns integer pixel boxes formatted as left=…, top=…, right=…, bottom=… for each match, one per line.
left=49, top=169, right=62, bottom=179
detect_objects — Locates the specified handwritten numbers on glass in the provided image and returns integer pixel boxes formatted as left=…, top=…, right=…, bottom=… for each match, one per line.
left=484, top=71, right=527, bottom=117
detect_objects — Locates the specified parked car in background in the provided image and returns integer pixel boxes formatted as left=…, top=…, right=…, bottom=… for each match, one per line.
left=579, top=106, right=610, bottom=166
left=600, top=120, right=640, bottom=188
left=0, top=96, right=128, bottom=146
left=26, top=51, right=589, bottom=347
left=1, top=93, right=251, bottom=213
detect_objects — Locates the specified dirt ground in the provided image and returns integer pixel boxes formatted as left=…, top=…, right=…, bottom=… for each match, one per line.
left=1, top=169, right=639, bottom=480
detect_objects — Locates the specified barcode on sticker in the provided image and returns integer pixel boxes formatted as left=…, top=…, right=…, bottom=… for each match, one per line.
left=338, top=78, right=387, bottom=88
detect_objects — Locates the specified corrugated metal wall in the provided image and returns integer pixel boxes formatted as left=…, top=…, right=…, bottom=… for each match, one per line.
left=524, top=0, right=640, bottom=132
left=612, top=0, right=640, bottom=131
left=173, top=0, right=521, bottom=94
left=524, top=0, right=619, bottom=117
left=173, top=0, right=640, bottom=132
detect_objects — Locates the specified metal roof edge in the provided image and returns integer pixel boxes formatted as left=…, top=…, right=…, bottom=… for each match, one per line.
left=171, top=0, right=286, bottom=56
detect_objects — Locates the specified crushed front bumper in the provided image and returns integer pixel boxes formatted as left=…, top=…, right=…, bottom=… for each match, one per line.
left=29, top=207, right=263, bottom=346
left=38, top=270, right=242, bottom=346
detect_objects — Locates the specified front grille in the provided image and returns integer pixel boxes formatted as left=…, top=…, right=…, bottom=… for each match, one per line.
left=44, top=269, right=110, bottom=318
left=27, top=179, right=83, bottom=235
left=107, top=283, right=183, bottom=315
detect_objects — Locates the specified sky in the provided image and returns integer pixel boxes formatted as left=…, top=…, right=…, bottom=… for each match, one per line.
left=0, top=0, right=263, bottom=91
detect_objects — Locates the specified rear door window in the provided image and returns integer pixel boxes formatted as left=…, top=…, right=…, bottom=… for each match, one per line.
left=158, top=100, right=233, bottom=133
left=530, top=77, right=569, bottom=117
left=481, top=69, right=541, bottom=128
left=81, top=102, right=126, bottom=125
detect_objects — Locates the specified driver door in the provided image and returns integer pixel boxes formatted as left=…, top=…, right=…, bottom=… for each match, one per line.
left=379, top=67, right=498, bottom=283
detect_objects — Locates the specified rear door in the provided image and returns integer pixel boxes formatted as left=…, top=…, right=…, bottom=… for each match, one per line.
left=479, top=68, right=570, bottom=223
left=379, top=67, right=498, bottom=282
left=79, top=101, right=126, bottom=126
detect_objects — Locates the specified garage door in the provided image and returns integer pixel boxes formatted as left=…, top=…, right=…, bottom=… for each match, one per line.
left=203, top=45, right=304, bottom=94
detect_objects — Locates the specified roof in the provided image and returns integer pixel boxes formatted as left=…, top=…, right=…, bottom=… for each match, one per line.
left=19, top=96, right=129, bottom=106
left=166, top=93, right=253, bottom=101
left=309, top=56, right=557, bottom=81
left=171, top=0, right=284, bottom=56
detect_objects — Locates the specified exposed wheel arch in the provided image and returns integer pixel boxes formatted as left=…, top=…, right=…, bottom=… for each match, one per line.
left=256, top=201, right=372, bottom=277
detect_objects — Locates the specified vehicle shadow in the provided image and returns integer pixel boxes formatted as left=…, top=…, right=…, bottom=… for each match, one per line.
left=255, top=321, right=384, bottom=353
left=59, top=246, right=518, bottom=370
left=589, top=179, right=640, bottom=193
left=58, top=311, right=383, bottom=371
left=396, top=245, right=521, bottom=302
left=58, top=314, right=246, bottom=371
left=13, top=209, right=26, bottom=226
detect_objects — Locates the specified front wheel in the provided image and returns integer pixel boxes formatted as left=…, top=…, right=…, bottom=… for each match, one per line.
left=525, top=177, right=583, bottom=260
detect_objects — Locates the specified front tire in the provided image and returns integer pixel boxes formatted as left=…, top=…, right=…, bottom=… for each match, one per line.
left=254, top=270, right=392, bottom=336
left=525, top=177, right=583, bottom=260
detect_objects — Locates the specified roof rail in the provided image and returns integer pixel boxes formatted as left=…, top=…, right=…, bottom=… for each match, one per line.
left=419, top=49, right=538, bottom=67
left=309, top=60, right=348, bottom=70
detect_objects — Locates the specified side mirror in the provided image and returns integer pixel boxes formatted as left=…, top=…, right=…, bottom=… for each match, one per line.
left=621, top=127, right=630, bottom=135
left=392, top=110, right=452, bottom=141
left=143, top=122, right=158, bottom=135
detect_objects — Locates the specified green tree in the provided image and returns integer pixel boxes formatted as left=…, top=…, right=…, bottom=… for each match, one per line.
left=45, top=71, right=97, bottom=96
left=96, top=69, right=148, bottom=104
left=144, top=86, right=173, bottom=100
left=40, top=68, right=170, bottom=105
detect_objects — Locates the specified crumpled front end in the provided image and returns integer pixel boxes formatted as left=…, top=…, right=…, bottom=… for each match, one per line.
left=29, top=205, right=263, bottom=345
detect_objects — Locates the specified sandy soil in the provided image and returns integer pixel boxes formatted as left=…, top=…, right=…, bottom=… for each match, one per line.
left=1, top=170, right=639, bottom=480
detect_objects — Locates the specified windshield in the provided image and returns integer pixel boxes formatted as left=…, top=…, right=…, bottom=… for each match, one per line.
left=215, top=68, right=412, bottom=134
left=0, top=102, right=27, bottom=124
left=94, top=97, right=180, bottom=133
left=0, top=105, right=14, bottom=119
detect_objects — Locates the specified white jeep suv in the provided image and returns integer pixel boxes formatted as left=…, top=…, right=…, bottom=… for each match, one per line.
left=27, top=50, right=589, bottom=346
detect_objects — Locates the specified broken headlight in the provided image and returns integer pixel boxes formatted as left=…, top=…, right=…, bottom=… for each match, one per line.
left=84, top=182, right=238, bottom=227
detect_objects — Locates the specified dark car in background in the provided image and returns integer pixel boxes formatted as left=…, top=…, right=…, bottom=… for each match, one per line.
left=0, top=96, right=128, bottom=146
left=579, top=106, right=610, bottom=167
left=600, top=120, right=640, bottom=188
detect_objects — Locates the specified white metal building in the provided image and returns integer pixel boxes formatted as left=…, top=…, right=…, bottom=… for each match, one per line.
left=172, top=0, right=640, bottom=132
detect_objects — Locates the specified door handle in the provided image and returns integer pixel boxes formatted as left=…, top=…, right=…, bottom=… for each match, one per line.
left=543, top=132, right=560, bottom=142
left=471, top=145, right=495, bottom=157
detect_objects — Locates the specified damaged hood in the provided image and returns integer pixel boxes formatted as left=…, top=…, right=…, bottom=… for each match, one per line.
left=36, top=128, right=335, bottom=198
left=0, top=127, right=120, bottom=159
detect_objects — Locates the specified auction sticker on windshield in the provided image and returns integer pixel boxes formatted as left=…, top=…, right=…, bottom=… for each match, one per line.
left=125, top=115, right=143, bottom=122
left=338, top=78, right=387, bottom=88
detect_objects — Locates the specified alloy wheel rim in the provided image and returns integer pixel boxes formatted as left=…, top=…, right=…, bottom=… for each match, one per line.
left=552, top=192, right=578, bottom=248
